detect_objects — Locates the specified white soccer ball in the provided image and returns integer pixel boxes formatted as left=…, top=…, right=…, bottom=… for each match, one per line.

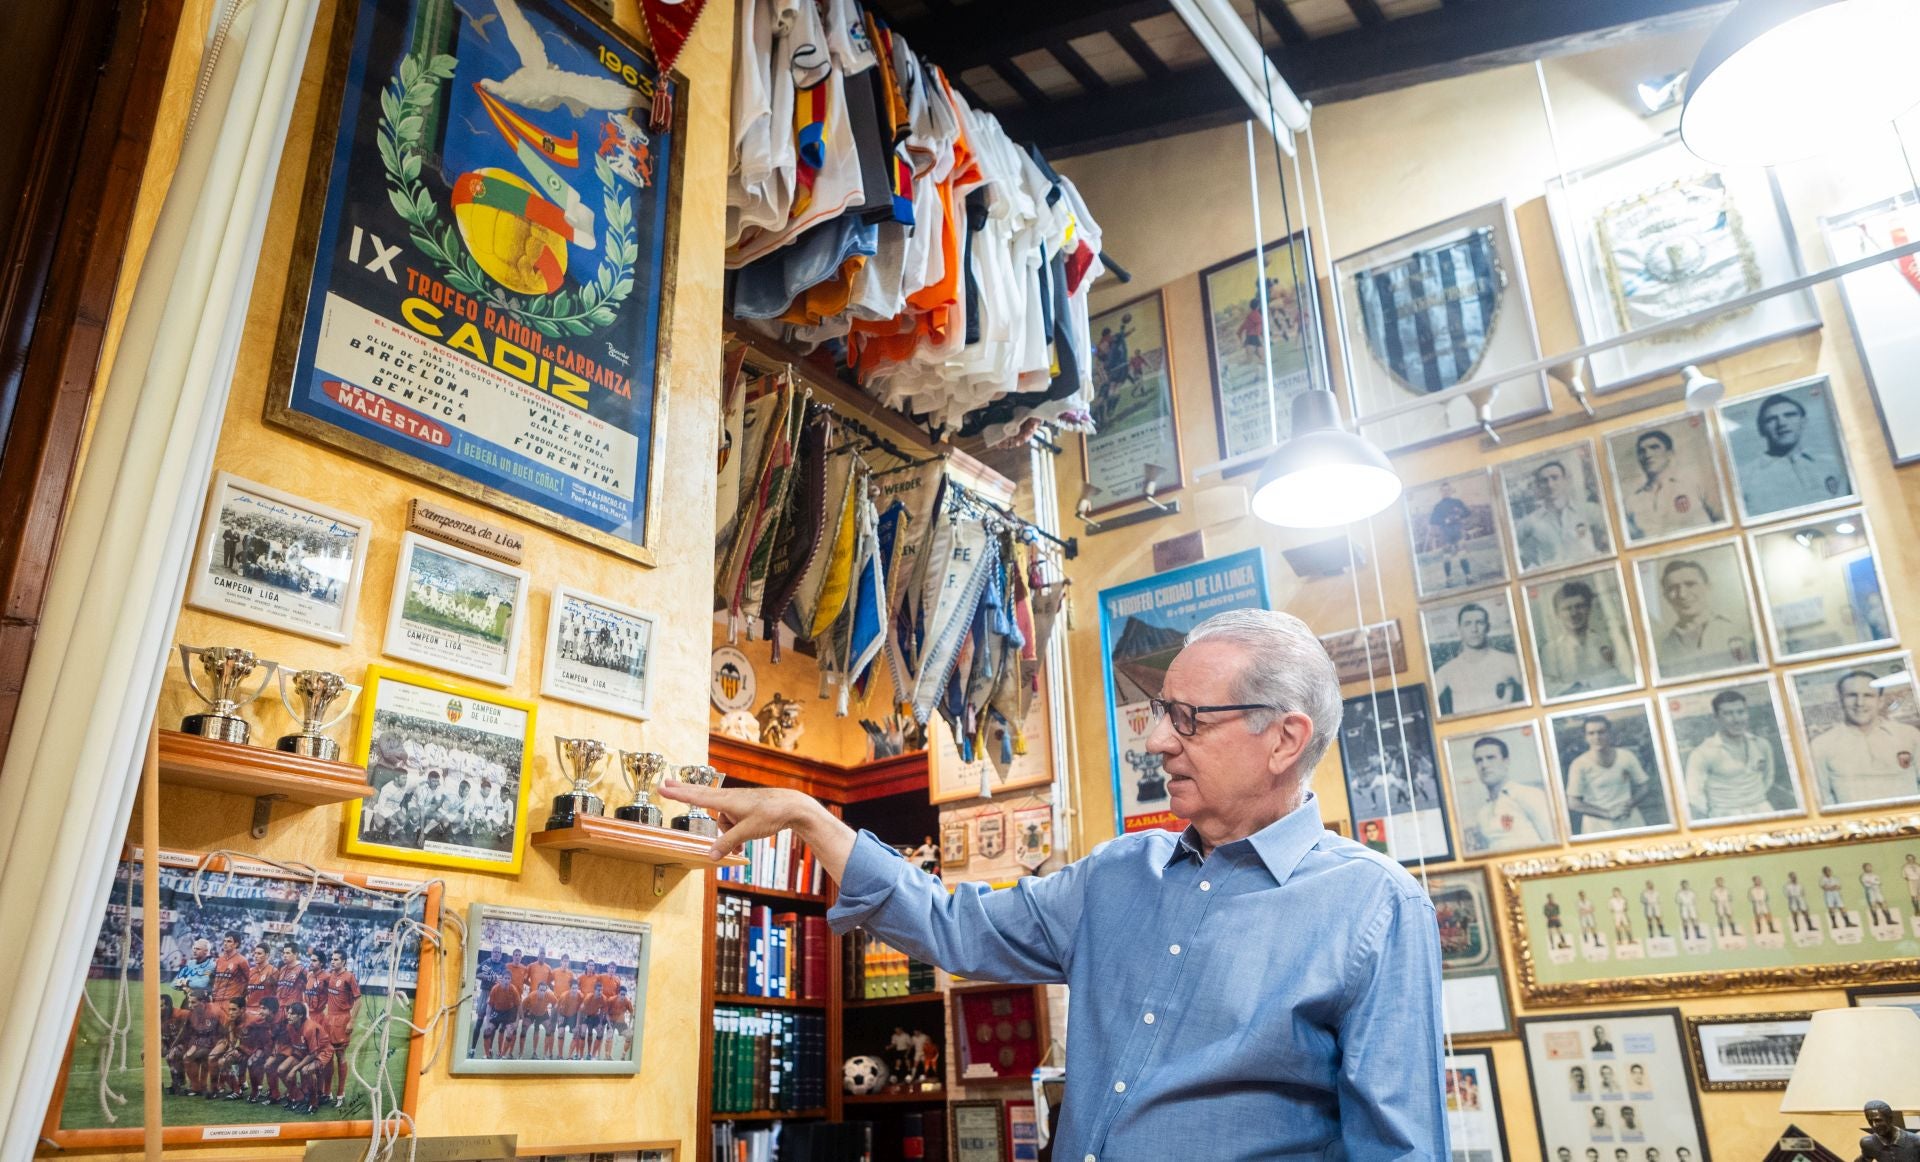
left=842, top=1054, right=889, bottom=1095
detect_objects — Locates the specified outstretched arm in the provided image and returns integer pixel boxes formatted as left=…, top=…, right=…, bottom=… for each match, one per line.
left=658, top=779, right=857, bottom=878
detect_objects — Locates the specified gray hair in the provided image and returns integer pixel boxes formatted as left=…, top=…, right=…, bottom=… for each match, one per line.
left=1184, top=608, right=1342, bottom=775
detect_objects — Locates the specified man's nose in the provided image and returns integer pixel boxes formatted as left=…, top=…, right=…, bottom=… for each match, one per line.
left=1144, top=713, right=1180, bottom=754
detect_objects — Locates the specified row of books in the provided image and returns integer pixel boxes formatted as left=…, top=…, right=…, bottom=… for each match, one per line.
left=716, top=895, right=831, bottom=1000
left=715, top=829, right=827, bottom=897
left=842, top=928, right=936, bottom=1000
left=710, top=1121, right=873, bottom=1162
left=711, top=1006, right=828, bottom=1114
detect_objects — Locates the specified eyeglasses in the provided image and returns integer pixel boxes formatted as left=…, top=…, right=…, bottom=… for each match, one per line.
left=1147, top=698, right=1277, bottom=737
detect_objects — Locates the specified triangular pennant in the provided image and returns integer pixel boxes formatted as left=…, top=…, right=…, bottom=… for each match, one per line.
left=637, top=0, right=711, bottom=129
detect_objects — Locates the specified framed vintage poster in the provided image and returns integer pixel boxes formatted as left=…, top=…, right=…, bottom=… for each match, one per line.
left=1604, top=413, right=1733, bottom=548
left=1443, top=720, right=1562, bottom=858
left=265, top=0, right=684, bottom=566
left=1630, top=538, right=1766, bottom=686
left=1657, top=675, right=1805, bottom=829
left=541, top=585, right=656, bottom=719
left=1749, top=508, right=1897, bottom=664
left=1546, top=130, right=1819, bottom=394
left=1498, top=439, right=1616, bottom=578
left=1546, top=699, right=1676, bottom=844
left=1445, top=1047, right=1513, bottom=1162
left=452, top=902, right=650, bottom=1075
left=951, top=1100, right=1008, bottom=1162
left=1198, top=231, right=1330, bottom=463
left=1082, top=290, right=1183, bottom=510
left=1784, top=650, right=1920, bottom=814
left=1684, top=1012, right=1810, bottom=1091
left=345, top=664, right=538, bottom=874
left=1519, top=1008, right=1710, bottom=1162
left=42, top=847, right=440, bottom=1148
left=1333, top=200, right=1551, bottom=451
left=1717, top=377, right=1859, bottom=524
left=1501, top=814, right=1920, bottom=1005
left=1338, top=683, right=1455, bottom=865
left=1098, top=548, right=1268, bottom=833
left=186, top=472, right=372, bottom=645
left=384, top=532, right=530, bottom=685
left=1403, top=467, right=1510, bottom=600
left=1521, top=562, right=1644, bottom=706
left=1821, top=192, right=1920, bottom=465
left=1420, top=589, right=1530, bottom=720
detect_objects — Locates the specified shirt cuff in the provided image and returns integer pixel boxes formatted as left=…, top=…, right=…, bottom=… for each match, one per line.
left=826, top=830, right=909, bottom=935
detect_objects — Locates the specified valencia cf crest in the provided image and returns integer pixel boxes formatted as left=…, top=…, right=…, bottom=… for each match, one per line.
left=1601, top=644, right=1616, bottom=664
left=446, top=698, right=464, bottom=723
left=1352, top=225, right=1506, bottom=396
left=1731, top=639, right=1748, bottom=662
left=1901, top=751, right=1914, bottom=770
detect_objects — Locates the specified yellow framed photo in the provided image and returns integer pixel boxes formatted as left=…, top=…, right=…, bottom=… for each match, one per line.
left=344, top=664, right=538, bottom=874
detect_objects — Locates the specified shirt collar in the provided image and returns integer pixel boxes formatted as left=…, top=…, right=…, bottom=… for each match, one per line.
left=1164, top=793, right=1326, bottom=884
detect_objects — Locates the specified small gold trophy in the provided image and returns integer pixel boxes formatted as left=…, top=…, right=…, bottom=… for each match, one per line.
left=546, top=737, right=609, bottom=829
left=670, top=763, right=726, bottom=837
left=615, top=750, right=668, bottom=826
left=178, top=644, right=278, bottom=745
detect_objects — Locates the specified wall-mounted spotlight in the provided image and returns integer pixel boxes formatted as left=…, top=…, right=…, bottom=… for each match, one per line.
left=1681, top=364, right=1725, bottom=412
left=1075, top=482, right=1104, bottom=531
left=1141, top=463, right=1171, bottom=510
left=1468, top=385, right=1503, bottom=445
left=1548, top=358, right=1596, bottom=418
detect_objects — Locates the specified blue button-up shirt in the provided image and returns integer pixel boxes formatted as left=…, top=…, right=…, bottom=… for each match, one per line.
left=827, top=795, right=1447, bottom=1160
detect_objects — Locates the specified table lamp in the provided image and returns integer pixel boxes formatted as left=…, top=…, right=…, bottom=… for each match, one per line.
left=1781, top=1007, right=1920, bottom=1126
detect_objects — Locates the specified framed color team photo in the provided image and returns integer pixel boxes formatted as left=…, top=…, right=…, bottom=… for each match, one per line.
left=1546, top=699, right=1676, bottom=843
left=1082, top=289, right=1184, bottom=510
left=1605, top=413, right=1732, bottom=548
left=1403, top=467, right=1509, bottom=600
left=1429, top=868, right=1514, bottom=1039
left=1717, top=377, right=1859, bottom=524
left=1631, top=538, right=1767, bottom=686
left=1337, top=683, right=1454, bottom=865
left=1750, top=508, right=1897, bottom=664
left=1199, top=231, right=1329, bottom=463
left=1518, top=1008, right=1709, bottom=1162
left=542, top=585, right=658, bottom=720
left=384, top=533, right=530, bottom=686
left=185, top=472, right=371, bottom=645
left=1521, top=563, right=1643, bottom=706
left=1685, top=1012, right=1810, bottom=1091
left=1785, top=651, right=1920, bottom=814
left=1658, top=675, right=1805, bottom=829
left=345, top=665, right=538, bottom=874
left=1445, top=1047, right=1513, bottom=1162
left=1443, top=720, right=1562, bottom=858
left=1498, top=439, right=1615, bottom=578
left=1421, top=589, right=1530, bottom=720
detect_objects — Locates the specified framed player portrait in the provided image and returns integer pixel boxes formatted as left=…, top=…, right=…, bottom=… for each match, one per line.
left=1421, top=589, right=1530, bottom=720
left=384, top=532, right=531, bottom=686
left=1497, top=439, right=1615, bottom=578
left=1631, top=537, right=1767, bottom=686
left=541, top=585, right=657, bottom=720
left=1658, top=676, right=1805, bottom=830
left=1521, top=562, right=1643, bottom=706
left=1445, top=1047, right=1513, bottom=1162
left=1604, top=412, right=1733, bottom=548
left=1684, top=1012, right=1811, bottom=1091
left=1443, top=720, right=1562, bottom=858
left=1750, top=508, right=1897, bottom=664
left=42, top=847, right=440, bottom=1148
left=452, top=903, right=651, bottom=1075
left=1785, top=650, right=1920, bottom=813
left=185, top=472, right=372, bottom=645
left=1403, top=467, right=1510, bottom=600
left=1337, top=683, right=1455, bottom=866
left=1546, top=699, right=1676, bottom=843
left=1717, top=377, right=1859, bottom=523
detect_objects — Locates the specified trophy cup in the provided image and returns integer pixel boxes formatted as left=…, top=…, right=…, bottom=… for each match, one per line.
left=546, top=737, right=609, bottom=830
left=178, top=645, right=278, bottom=745
left=615, top=750, right=668, bottom=826
left=670, top=763, right=726, bottom=837
left=275, top=669, right=356, bottom=761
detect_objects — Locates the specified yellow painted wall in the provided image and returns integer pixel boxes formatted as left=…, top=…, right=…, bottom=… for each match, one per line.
left=1054, top=29, right=1920, bottom=1162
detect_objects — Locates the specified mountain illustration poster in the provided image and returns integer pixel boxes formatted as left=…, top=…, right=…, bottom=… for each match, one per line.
left=268, top=0, right=681, bottom=564
left=1098, top=548, right=1269, bottom=833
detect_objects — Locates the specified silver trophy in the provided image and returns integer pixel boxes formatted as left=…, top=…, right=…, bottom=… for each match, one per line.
left=178, top=645, right=278, bottom=745
left=671, top=763, right=726, bottom=837
left=275, top=669, right=356, bottom=761
left=546, top=737, right=609, bottom=829
left=615, top=750, right=668, bottom=826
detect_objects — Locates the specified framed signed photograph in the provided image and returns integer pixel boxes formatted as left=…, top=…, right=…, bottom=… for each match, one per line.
left=1422, top=590, right=1530, bottom=720
left=1821, top=193, right=1920, bottom=465
left=185, top=472, right=371, bottom=645
left=1199, top=231, right=1330, bottom=463
left=1631, top=538, right=1766, bottom=685
left=1546, top=699, right=1675, bottom=843
left=1498, top=439, right=1615, bottom=577
left=1445, top=1048, right=1513, bottom=1162
left=1785, top=650, right=1920, bottom=813
left=1521, top=563, right=1643, bottom=705
left=1685, top=1012, right=1809, bottom=1091
left=1403, top=468, right=1509, bottom=599
left=1082, top=290, right=1183, bottom=510
left=1717, top=377, right=1858, bottom=523
left=1519, top=1008, right=1709, bottom=1162
left=1605, top=413, right=1732, bottom=547
left=384, top=533, right=529, bottom=686
left=1444, top=720, right=1562, bottom=858
left=1658, top=675, right=1804, bottom=829
left=1338, top=683, right=1454, bottom=865
left=1749, top=509, right=1896, bottom=663
left=542, top=585, right=657, bottom=719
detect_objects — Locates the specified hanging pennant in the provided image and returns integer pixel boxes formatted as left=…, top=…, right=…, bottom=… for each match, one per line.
left=975, top=809, right=1006, bottom=860
left=1012, top=805, right=1052, bottom=872
left=637, top=0, right=711, bottom=129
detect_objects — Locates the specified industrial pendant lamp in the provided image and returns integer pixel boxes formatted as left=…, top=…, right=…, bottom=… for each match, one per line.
left=1681, top=0, right=1920, bottom=166
left=1249, top=391, right=1402, bottom=529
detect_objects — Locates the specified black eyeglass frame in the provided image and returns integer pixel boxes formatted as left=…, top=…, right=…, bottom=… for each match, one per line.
left=1147, top=698, right=1280, bottom=737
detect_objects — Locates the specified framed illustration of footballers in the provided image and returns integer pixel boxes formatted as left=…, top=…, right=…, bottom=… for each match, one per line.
left=1082, top=289, right=1184, bottom=511
left=1420, top=589, right=1530, bottom=720
left=1521, top=562, right=1644, bottom=706
left=1545, top=699, right=1676, bottom=843
left=1198, top=232, right=1331, bottom=464
left=1631, top=538, right=1767, bottom=686
left=1785, top=651, right=1920, bottom=814
left=1749, top=508, right=1897, bottom=664
left=1403, top=468, right=1510, bottom=600
left=1657, top=676, right=1805, bottom=829
left=1604, top=413, right=1733, bottom=548
left=1443, top=720, right=1562, bottom=858
left=184, top=472, right=372, bottom=645
left=1445, top=1047, right=1513, bottom=1162
left=1716, top=377, right=1859, bottom=524
left=1337, top=683, right=1455, bottom=866
left=1498, top=439, right=1616, bottom=578
left=452, top=903, right=651, bottom=1075
left=541, top=585, right=657, bottom=720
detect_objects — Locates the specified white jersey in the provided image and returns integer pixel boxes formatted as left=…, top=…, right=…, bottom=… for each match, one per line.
left=1741, top=446, right=1847, bottom=517
left=1566, top=748, right=1652, bottom=831
left=1685, top=731, right=1774, bottom=820
left=1863, top=872, right=1885, bottom=903
left=1676, top=888, right=1699, bottom=917
left=1659, top=612, right=1753, bottom=678
left=1749, top=884, right=1770, bottom=907
left=1515, top=499, right=1608, bottom=571
left=1809, top=718, right=1920, bottom=807
left=1609, top=895, right=1629, bottom=919
left=1540, top=626, right=1632, bottom=697
left=1624, top=468, right=1720, bottom=539
left=1904, top=861, right=1920, bottom=897
left=1469, top=782, right=1556, bottom=854
left=1710, top=885, right=1733, bottom=914
left=1434, top=645, right=1526, bottom=715
left=1785, top=880, right=1808, bottom=907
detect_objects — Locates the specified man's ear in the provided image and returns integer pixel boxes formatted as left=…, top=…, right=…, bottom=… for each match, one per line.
left=1266, top=711, right=1313, bottom=777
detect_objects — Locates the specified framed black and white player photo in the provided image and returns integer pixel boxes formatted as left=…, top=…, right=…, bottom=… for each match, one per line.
left=1445, top=1047, right=1513, bottom=1162
left=1684, top=1012, right=1810, bottom=1091
left=1657, top=676, right=1804, bottom=829
left=1337, top=683, right=1455, bottom=866
left=1403, top=467, right=1510, bottom=600
left=1749, top=508, right=1897, bottom=664
left=1717, top=377, right=1858, bottom=523
left=1784, top=650, right=1920, bottom=813
left=1546, top=699, right=1676, bottom=843
left=1497, top=439, right=1615, bottom=578
left=1421, top=590, right=1530, bottom=720
left=453, top=903, right=651, bottom=1076
left=1521, top=563, right=1643, bottom=706
left=1605, top=413, right=1732, bottom=548
left=1444, top=720, right=1562, bottom=858
left=185, top=472, right=372, bottom=645
left=1631, top=538, right=1767, bottom=685
left=541, top=586, right=657, bottom=720
left=1520, top=1008, right=1710, bottom=1162
left=383, top=532, right=530, bottom=686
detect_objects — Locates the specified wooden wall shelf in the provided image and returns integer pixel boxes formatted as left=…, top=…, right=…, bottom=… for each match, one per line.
left=714, top=992, right=828, bottom=1009
left=707, top=733, right=928, bottom=803
left=157, top=728, right=372, bottom=838
left=843, top=1089, right=947, bottom=1105
left=531, top=816, right=746, bottom=889
left=844, top=992, right=945, bottom=1009
left=709, top=1107, right=827, bottom=1123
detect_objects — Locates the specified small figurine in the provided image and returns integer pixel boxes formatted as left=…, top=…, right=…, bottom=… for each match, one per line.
left=717, top=708, right=758, bottom=741
left=885, top=1026, right=914, bottom=1089
left=911, top=835, right=941, bottom=875
left=757, top=692, right=805, bottom=751
left=912, top=1028, right=940, bottom=1088
left=1860, top=1101, right=1920, bottom=1162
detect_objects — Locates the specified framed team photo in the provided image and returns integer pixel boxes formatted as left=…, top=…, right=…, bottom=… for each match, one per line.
left=185, top=472, right=371, bottom=645
left=1546, top=699, right=1676, bottom=842
left=1521, top=562, right=1643, bottom=706
left=1421, top=590, right=1530, bottom=720
left=344, top=665, right=538, bottom=874
left=541, top=585, right=658, bottom=720
left=1445, top=1047, right=1513, bottom=1162
left=1631, top=538, right=1766, bottom=686
left=1785, top=650, right=1920, bottom=813
left=1518, top=1008, right=1710, bottom=1162
left=1684, top=1012, right=1810, bottom=1091
left=1444, top=721, right=1562, bottom=858
left=1337, top=683, right=1455, bottom=866
left=1750, top=508, right=1896, bottom=664
left=1604, top=413, right=1732, bottom=548
left=383, top=532, right=530, bottom=686
left=42, top=847, right=439, bottom=1148
left=1658, top=676, right=1805, bottom=829
left=1497, top=439, right=1615, bottom=578
left=1403, top=468, right=1510, bottom=600
left=1848, top=983, right=1920, bottom=1020
left=453, top=903, right=651, bottom=1076
left=1428, top=869, right=1514, bottom=1040
left=1717, top=377, right=1859, bottom=523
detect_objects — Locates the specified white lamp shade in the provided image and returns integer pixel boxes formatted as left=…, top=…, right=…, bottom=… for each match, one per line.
left=1249, top=392, right=1402, bottom=529
left=1779, top=1007, right=1920, bottom=1113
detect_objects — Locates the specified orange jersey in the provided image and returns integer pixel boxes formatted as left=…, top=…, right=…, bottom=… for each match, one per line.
left=303, top=969, right=328, bottom=1010
left=299, top=1018, right=333, bottom=1064
left=574, top=972, right=600, bottom=999
left=161, top=1008, right=188, bottom=1050
left=487, top=982, right=521, bottom=1015
left=597, top=974, right=620, bottom=999
left=527, top=961, right=553, bottom=992
left=521, top=991, right=554, bottom=1019
left=582, top=992, right=606, bottom=1018
left=186, top=1001, right=230, bottom=1040
left=237, top=1007, right=274, bottom=1051
left=549, top=966, right=573, bottom=997
left=603, top=994, right=632, bottom=1025
left=324, top=970, right=360, bottom=1018
left=506, top=962, right=531, bottom=996
left=272, top=1016, right=302, bottom=1055
left=557, top=990, right=583, bottom=1019
left=274, top=963, right=306, bottom=1007
left=212, top=951, right=250, bottom=1003
left=244, top=968, right=272, bottom=1009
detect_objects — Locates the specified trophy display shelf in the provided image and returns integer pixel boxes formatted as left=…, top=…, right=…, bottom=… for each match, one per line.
left=531, top=814, right=747, bottom=891
left=157, top=729, right=372, bottom=839
left=842, top=1088, right=947, bottom=1105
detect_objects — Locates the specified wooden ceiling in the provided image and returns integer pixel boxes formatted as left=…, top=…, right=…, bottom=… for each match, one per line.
left=872, top=0, right=1734, bottom=156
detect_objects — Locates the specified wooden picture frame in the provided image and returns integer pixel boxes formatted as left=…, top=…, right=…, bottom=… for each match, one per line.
left=1431, top=867, right=1515, bottom=1040
left=1081, top=288, right=1184, bottom=512
left=951, top=1099, right=1008, bottom=1162
left=1684, top=1011, right=1811, bottom=1091
left=1004, top=1097, right=1040, bottom=1162
left=952, top=984, right=1049, bottom=1083
left=1198, top=231, right=1329, bottom=466
left=1337, top=682, right=1455, bottom=866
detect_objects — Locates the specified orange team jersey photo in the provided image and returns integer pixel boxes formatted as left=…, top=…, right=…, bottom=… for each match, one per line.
left=487, top=982, right=520, bottom=1015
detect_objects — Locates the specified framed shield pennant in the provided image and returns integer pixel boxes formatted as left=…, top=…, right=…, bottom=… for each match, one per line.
left=1012, top=805, right=1053, bottom=872
left=975, top=809, right=1007, bottom=860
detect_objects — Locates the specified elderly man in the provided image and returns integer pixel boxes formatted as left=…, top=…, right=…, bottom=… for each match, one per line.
left=664, top=609, right=1446, bottom=1158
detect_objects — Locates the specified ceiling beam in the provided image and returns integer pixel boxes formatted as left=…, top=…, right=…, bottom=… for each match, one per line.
left=1110, top=21, right=1173, bottom=78
left=1252, top=0, right=1309, bottom=46
left=892, top=0, right=1170, bottom=74
left=993, top=59, right=1053, bottom=109
left=1049, top=41, right=1111, bottom=93
left=1344, top=0, right=1387, bottom=27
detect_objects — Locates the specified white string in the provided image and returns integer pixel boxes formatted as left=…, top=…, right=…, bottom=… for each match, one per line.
left=1246, top=121, right=1280, bottom=448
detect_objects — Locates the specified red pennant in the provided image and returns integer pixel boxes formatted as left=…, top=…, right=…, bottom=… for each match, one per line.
left=639, top=0, right=710, bottom=130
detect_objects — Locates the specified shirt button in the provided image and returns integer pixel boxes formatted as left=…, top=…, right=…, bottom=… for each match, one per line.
left=1085, top=1155, right=1097, bottom=1162
left=1200, top=880, right=1211, bottom=891
left=1114, top=1081, right=1127, bottom=1093
left=1143, top=1012, right=1155, bottom=1024
left=1169, top=943, right=1182, bottom=955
